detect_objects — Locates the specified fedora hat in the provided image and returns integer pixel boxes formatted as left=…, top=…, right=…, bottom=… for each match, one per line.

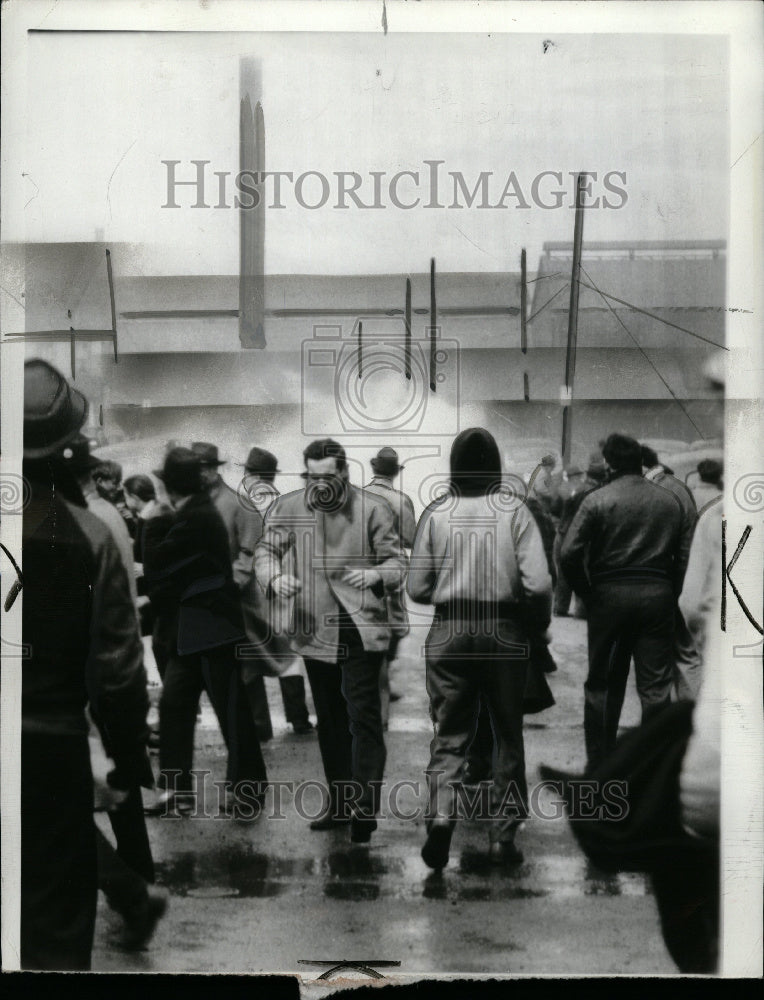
left=240, top=446, right=279, bottom=475
left=370, top=447, right=403, bottom=476
left=23, top=359, right=89, bottom=459
left=154, top=447, right=204, bottom=496
left=191, top=441, right=226, bottom=467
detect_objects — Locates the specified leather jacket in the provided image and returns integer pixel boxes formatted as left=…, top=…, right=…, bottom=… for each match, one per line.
left=560, top=472, right=693, bottom=598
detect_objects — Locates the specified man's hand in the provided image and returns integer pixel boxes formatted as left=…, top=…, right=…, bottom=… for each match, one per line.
left=342, top=568, right=382, bottom=590
left=271, top=574, right=302, bottom=599
left=93, top=774, right=130, bottom=811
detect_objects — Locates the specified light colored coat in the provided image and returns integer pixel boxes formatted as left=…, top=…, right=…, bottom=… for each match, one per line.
left=255, top=484, right=406, bottom=663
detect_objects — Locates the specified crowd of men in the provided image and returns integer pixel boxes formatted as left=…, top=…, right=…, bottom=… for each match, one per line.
left=19, top=358, right=722, bottom=971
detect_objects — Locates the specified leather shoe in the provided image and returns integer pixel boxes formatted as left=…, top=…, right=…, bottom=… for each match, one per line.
left=292, top=720, right=314, bottom=735
left=310, top=813, right=350, bottom=831
left=421, top=823, right=452, bottom=870
left=350, top=816, right=378, bottom=844
left=489, top=841, right=524, bottom=866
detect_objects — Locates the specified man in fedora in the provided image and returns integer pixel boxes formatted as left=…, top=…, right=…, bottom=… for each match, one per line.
left=238, top=446, right=313, bottom=735
left=142, top=447, right=267, bottom=814
left=364, top=448, right=416, bottom=724
left=191, top=441, right=276, bottom=741
left=21, top=359, right=151, bottom=969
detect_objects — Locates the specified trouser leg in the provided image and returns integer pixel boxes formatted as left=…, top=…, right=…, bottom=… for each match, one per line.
left=96, top=826, right=148, bottom=917
left=672, top=607, right=702, bottom=702
left=159, top=654, right=204, bottom=793
left=108, top=785, right=155, bottom=884
left=584, top=594, right=633, bottom=771
left=279, top=674, right=311, bottom=728
left=482, top=640, right=529, bottom=844
left=21, top=735, right=97, bottom=971
left=553, top=534, right=572, bottom=615
left=244, top=673, right=274, bottom=741
left=304, top=658, right=353, bottom=813
left=378, top=654, right=391, bottom=729
left=201, top=646, right=267, bottom=789
left=632, top=585, right=676, bottom=724
left=425, top=623, right=479, bottom=826
left=650, top=854, right=719, bottom=973
left=338, top=620, right=386, bottom=817
left=465, top=696, right=494, bottom=779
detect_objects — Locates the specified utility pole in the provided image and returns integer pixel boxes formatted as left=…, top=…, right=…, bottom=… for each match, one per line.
left=404, top=277, right=412, bottom=380
left=561, top=172, right=587, bottom=466
left=520, top=248, right=528, bottom=354
left=429, top=258, right=437, bottom=391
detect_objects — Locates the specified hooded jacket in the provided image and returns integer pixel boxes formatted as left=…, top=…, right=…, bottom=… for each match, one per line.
left=406, top=429, right=552, bottom=630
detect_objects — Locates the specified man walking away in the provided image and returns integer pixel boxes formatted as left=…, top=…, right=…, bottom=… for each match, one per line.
left=562, top=434, right=693, bottom=771
left=21, top=360, right=150, bottom=970
left=190, top=441, right=275, bottom=742
left=256, top=439, right=406, bottom=844
left=143, top=447, right=267, bottom=815
left=408, top=428, right=552, bottom=870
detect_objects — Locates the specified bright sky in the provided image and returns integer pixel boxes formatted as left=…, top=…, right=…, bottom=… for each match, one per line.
left=19, top=30, right=728, bottom=275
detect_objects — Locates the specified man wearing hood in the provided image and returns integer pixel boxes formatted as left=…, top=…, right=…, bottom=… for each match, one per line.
left=407, top=428, right=552, bottom=870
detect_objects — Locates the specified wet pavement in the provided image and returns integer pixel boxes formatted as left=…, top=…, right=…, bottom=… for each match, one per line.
left=91, top=613, right=677, bottom=975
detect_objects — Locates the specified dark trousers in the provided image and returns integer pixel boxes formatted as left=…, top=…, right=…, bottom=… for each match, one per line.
left=97, top=786, right=154, bottom=919
left=245, top=673, right=311, bottom=737
left=96, top=826, right=149, bottom=918
left=159, top=644, right=267, bottom=795
left=21, top=733, right=97, bottom=971
left=304, top=619, right=385, bottom=817
left=107, top=785, right=154, bottom=883
left=585, top=580, right=675, bottom=771
left=553, top=533, right=573, bottom=615
left=425, top=614, right=529, bottom=843
left=465, top=697, right=494, bottom=779
left=651, top=853, right=719, bottom=973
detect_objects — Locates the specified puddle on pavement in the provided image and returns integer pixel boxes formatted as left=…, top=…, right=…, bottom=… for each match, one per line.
left=153, top=840, right=643, bottom=901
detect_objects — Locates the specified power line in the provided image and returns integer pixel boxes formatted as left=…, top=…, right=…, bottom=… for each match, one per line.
left=575, top=279, right=727, bottom=351
left=526, top=282, right=569, bottom=325
left=578, top=263, right=707, bottom=440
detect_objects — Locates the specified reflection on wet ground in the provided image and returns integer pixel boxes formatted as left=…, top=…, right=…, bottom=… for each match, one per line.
left=154, top=834, right=648, bottom=902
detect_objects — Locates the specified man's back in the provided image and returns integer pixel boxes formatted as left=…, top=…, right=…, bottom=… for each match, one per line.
left=561, top=474, right=688, bottom=593
left=22, top=490, right=149, bottom=768
left=364, top=477, right=417, bottom=548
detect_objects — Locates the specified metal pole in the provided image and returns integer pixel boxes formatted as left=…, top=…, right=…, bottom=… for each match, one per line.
left=520, top=248, right=527, bottom=354
left=404, top=277, right=412, bottom=380
left=105, top=248, right=119, bottom=362
left=357, top=320, right=363, bottom=379
left=429, top=258, right=437, bottom=392
left=561, top=172, right=587, bottom=466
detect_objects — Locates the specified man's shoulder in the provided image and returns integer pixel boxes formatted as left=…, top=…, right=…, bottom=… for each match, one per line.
left=356, top=484, right=395, bottom=517
left=67, top=499, right=120, bottom=561
left=264, top=488, right=307, bottom=518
